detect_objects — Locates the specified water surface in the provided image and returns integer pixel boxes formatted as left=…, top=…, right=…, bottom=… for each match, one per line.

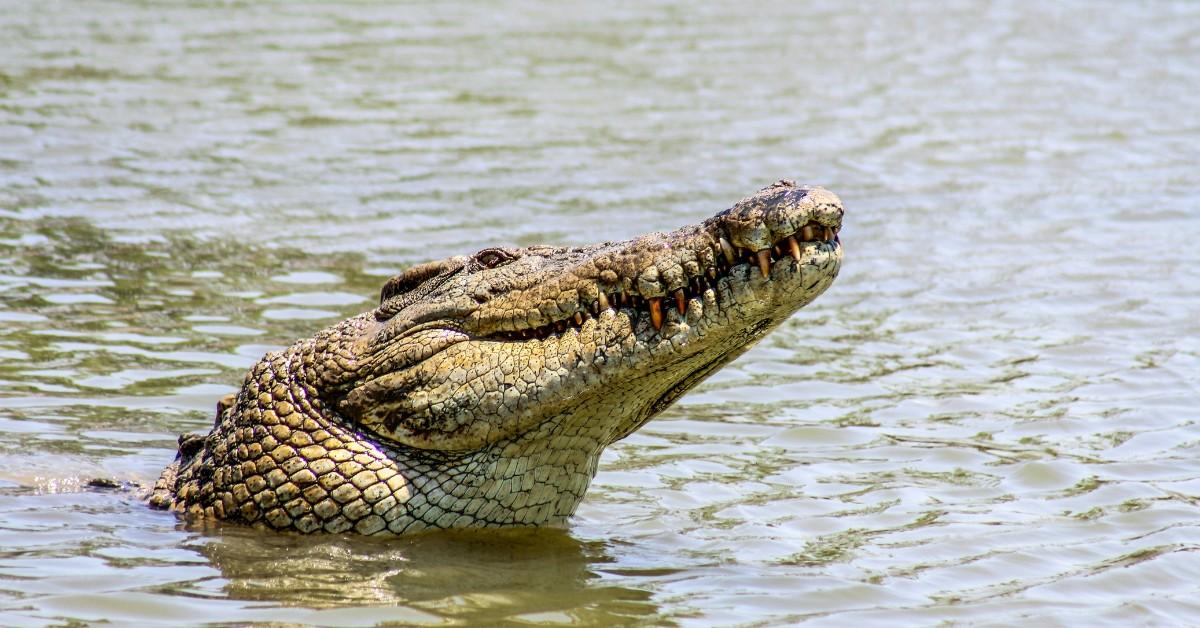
left=2, top=1, right=1199, bottom=625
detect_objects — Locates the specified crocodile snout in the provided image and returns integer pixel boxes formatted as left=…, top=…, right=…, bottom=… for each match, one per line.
left=713, top=181, right=843, bottom=278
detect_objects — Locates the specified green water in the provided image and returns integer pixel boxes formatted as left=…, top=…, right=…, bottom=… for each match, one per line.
left=2, top=1, right=1199, bottom=625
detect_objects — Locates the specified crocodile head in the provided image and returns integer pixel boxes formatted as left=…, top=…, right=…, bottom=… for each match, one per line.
left=331, top=180, right=843, bottom=453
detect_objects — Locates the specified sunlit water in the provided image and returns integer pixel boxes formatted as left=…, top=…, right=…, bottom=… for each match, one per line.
left=2, top=1, right=1199, bottom=625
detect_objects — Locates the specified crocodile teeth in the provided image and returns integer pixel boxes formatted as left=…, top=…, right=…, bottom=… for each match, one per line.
left=674, top=289, right=686, bottom=315
left=801, top=225, right=815, bottom=241
left=823, top=226, right=834, bottom=241
left=574, top=311, right=583, bottom=325
left=598, top=291, right=610, bottom=311
left=707, top=267, right=717, bottom=280
left=787, top=235, right=801, bottom=261
left=756, top=249, right=771, bottom=278
left=649, top=297, right=664, bottom=330
left=719, top=237, right=735, bottom=266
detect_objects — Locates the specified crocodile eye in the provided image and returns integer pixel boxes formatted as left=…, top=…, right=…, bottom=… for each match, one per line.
left=474, top=248, right=516, bottom=269
left=379, top=257, right=467, bottom=305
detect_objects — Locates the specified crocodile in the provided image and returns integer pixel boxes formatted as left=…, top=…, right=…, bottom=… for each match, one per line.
left=149, top=180, right=844, bottom=535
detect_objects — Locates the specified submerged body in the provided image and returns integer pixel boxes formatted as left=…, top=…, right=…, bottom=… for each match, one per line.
left=150, top=181, right=844, bottom=535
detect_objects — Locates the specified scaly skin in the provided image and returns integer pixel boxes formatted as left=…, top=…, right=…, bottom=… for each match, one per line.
left=150, top=181, right=844, bottom=535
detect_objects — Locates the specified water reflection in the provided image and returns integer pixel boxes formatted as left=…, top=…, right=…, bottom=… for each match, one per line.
left=192, top=526, right=661, bottom=624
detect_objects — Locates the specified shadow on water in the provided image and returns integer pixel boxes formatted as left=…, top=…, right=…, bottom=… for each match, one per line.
left=186, top=525, right=663, bottom=625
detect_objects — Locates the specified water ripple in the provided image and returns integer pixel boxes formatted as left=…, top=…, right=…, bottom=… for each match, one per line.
left=2, top=0, right=1199, bottom=624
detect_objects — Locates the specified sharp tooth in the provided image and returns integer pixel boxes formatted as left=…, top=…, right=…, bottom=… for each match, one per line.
left=774, top=245, right=782, bottom=257
left=707, top=267, right=717, bottom=280
left=574, top=311, right=583, bottom=325
left=824, top=226, right=834, bottom=241
left=598, top=291, right=610, bottom=311
left=619, top=292, right=627, bottom=306
left=719, top=237, right=735, bottom=266
left=756, top=249, right=771, bottom=278
left=787, top=235, right=801, bottom=261
left=801, top=225, right=815, bottom=241
left=674, top=289, right=686, bottom=315
left=649, top=297, right=663, bottom=330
